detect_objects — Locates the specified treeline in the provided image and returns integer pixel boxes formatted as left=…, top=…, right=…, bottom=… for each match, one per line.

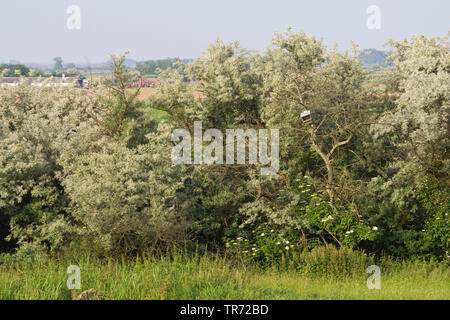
left=0, top=64, right=71, bottom=78
left=0, top=33, right=448, bottom=263
left=0, top=64, right=30, bottom=77
left=136, top=58, right=193, bottom=76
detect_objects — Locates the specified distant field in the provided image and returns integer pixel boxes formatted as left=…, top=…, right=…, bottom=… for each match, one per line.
left=132, top=87, right=169, bottom=122
left=0, top=253, right=448, bottom=300
left=135, top=87, right=205, bottom=101
left=137, top=87, right=156, bottom=101
left=133, top=87, right=203, bottom=122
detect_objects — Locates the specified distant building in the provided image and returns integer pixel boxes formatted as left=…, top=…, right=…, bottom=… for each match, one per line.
left=0, top=77, right=78, bottom=87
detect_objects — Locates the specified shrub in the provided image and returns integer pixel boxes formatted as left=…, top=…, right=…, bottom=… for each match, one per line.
left=0, top=83, right=90, bottom=252
left=0, top=59, right=191, bottom=256
left=60, top=127, right=191, bottom=255
left=229, top=176, right=379, bottom=266
left=0, top=242, right=48, bottom=265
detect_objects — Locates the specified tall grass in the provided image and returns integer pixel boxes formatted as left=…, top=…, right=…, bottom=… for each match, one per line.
left=0, top=247, right=448, bottom=300
left=297, top=245, right=375, bottom=278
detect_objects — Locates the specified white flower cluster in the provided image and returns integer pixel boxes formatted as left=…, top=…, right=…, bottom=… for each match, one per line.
left=321, top=215, right=334, bottom=223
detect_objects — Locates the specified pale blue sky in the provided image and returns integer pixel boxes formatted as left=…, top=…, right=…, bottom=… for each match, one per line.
left=0, top=0, right=448, bottom=63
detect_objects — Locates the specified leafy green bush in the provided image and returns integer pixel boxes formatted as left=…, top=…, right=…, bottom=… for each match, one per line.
left=0, top=242, right=48, bottom=265
left=0, top=83, right=87, bottom=252
left=0, top=55, right=191, bottom=256
left=367, top=35, right=449, bottom=260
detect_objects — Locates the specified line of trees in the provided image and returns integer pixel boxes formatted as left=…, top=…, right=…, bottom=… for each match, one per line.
left=0, top=64, right=30, bottom=77
left=136, top=58, right=192, bottom=76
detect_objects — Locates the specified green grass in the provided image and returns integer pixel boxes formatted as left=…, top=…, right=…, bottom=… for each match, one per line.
left=147, top=108, right=169, bottom=122
left=0, top=251, right=448, bottom=300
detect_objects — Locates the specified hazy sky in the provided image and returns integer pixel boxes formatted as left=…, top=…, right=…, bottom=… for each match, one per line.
left=0, top=0, right=448, bottom=63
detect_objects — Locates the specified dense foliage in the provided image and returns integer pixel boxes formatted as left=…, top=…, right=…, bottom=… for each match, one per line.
left=0, top=32, right=448, bottom=263
left=0, top=64, right=30, bottom=77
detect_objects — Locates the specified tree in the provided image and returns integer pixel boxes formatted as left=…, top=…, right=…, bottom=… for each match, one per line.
left=367, top=35, right=450, bottom=258
left=148, top=40, right=265, bottom=243
left=260, top=31, right=383, bottom=205
left=136, top=58, right=181, bottom=76
left=375, top=35, right=449, bottom=182
left=64, top=63, right=77, bottom=69
left=149, top=34, right=381, bottom=249
left=0, top=52, right=187, bottom=255
left=90, top=51, right=151, bottom=148
left=53, top=57, right=64, bottom=72
left=0, top=64, right=30, bottom=77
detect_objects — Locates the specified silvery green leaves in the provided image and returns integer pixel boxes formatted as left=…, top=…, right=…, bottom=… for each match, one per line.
left=171, top=121, right=279, bottom=176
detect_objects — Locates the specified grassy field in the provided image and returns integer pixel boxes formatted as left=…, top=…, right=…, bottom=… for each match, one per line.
left=0, top=251, right=448, bottom=300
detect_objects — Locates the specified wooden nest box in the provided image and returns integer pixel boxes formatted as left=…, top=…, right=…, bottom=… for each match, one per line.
left=300, top=110, right=312, bottom=124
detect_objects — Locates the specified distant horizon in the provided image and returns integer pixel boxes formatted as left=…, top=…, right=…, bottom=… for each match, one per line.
left=1, top=48, right=390, bottom=67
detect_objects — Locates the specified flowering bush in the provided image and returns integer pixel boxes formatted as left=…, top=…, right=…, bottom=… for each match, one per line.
left=226, top=176, right=378, bottom=265
left=292, top=176, right=378, bottom=248
left=225, top=223, right=300, bottom=264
